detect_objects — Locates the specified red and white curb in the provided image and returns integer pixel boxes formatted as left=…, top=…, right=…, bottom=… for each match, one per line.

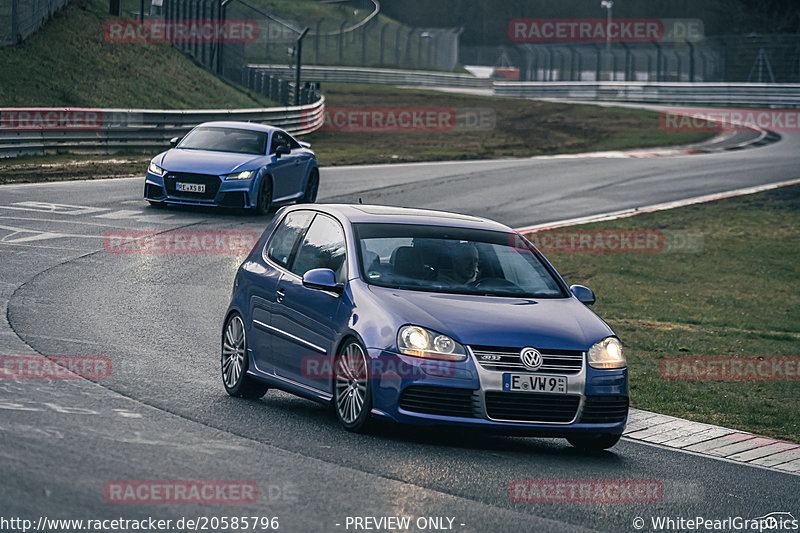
left=514, top=178, right=800, bottom=475
left=624, top=410, right=800, bottom=476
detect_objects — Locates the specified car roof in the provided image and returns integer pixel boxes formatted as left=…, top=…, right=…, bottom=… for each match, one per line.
left=292, top=204, right=513, bottom=232
left=193, top=121, right=283, bottom=134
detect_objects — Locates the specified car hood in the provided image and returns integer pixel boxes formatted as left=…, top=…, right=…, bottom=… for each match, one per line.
left=157, top=149, right=264, bottom=175
left=366, top=285, right=614, bottom=351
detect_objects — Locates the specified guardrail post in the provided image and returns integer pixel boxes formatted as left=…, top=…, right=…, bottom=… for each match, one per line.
left=295, top=27, right=309, bottom=106
left=338, top=19, right=346, bottom=64
left=11, top=0, right=18, bottom=44
left=654, top=42, right=662, bottom=82
left=315, top=18, right=324, bottom=63
left=403, top=27, right=414, bottom=68
left=361, top=19, right=368, bottom=65
left=394, top=25, right=403, bottom=66
left=379, top=22, right=388, bottom=66
left=594, top=44, right=601, bottom=81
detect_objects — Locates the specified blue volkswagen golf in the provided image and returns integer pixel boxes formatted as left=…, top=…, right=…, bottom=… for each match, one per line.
left=222, top=205, right=628, bottom=450
left=144, top=121, right=318, bottom=214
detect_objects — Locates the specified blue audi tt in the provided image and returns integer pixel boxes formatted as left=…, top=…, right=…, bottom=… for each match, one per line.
left=144, top=121, right=318, bottom=214
left=221, top=205, right=628, bottom=450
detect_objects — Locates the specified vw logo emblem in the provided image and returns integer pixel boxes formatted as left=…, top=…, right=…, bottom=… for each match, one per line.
left=520, top=347, right=543, bottom=370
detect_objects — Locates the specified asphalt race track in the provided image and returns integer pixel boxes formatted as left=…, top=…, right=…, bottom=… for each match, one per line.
left=1, top=131, right=798, bottom=532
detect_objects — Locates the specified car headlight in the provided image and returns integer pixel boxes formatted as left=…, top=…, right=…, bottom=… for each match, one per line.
left=148, top=161, right=164, bottom=176
left=224, top=170, right=254, bottom=180
left=588, top=337, right=626, bottom=369
left=397, top=325, right=467, bottom=362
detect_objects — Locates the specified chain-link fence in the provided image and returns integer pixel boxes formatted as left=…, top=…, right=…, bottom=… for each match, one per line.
left=463, top=35, right=800, bottom=83
left=219, top=0, right=459, bottom=73
left=1, top=0, right=74, bottom=46
left=99, top=0, right=460, bottom=101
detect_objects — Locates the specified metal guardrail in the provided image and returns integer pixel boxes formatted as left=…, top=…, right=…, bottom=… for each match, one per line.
left=250, top=65, right=800, bottom=106
left=247, top=64, right=494, bottom=89
left=493, top=82, right=800, bottom=106
left=0, top=96, right=325, bottom=158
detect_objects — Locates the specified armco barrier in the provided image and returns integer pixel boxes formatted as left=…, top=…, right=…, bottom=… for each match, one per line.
left=0, top=96, right=325, bottom=158
left=247, top=65, right=494, bottom=89
left=493, top=82, right=800, bottom=107
left=249, top=66, right=800, bottom=106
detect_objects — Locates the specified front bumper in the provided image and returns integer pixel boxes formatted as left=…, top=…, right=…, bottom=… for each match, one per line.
left=144, top=171, right=255, bottom=209
left=368, top=347, right=628, bottom=437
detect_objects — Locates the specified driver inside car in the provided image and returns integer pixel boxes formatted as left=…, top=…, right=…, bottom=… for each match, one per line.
left=437, top=243, right=480, bottom=285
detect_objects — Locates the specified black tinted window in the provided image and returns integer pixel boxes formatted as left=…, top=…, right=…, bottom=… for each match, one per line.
left=179, top=127, right=267, bottom=155
left=353, top=223, right=567, bottom=298
left=265, top=211, right=314, bottom=269
left=291, top=214, right=346, bottom=279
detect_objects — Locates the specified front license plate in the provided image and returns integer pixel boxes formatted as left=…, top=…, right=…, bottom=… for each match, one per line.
left=176, top=182, right=205, bottom=193
left=503, top=373, right=567, bottom=394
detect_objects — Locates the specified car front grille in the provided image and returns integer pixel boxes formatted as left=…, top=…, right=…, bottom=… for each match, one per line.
left=398, top=386, right=479, bottom=418
left=164, top=172, right=221, bottom=200
left=484, top=391, right=580, bottom=423
left=471, top=345, right=583, bottom=374
left=579, top=396, right=629, bottom=423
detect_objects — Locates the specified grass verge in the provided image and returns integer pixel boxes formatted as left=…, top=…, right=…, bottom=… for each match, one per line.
left=0, top=0, right=274, bottom=108
left=305, top=84, right=713, bottom=165
left=538, top=184, right=799, bottom=441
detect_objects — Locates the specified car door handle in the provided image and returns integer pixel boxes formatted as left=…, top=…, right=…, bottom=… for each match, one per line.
left=276, top=289, right=286, bottom=303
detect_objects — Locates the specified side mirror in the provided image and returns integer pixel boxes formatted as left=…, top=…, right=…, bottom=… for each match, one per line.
left=275, top=144, right=290, bottom=158
left=169, top=136, right=182, bottom=148
left=570, top=284, right=596, bottom=305
left=302, top=268, right=342, bottom=294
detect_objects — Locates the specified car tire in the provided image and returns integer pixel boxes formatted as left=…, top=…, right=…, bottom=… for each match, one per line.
left=255, top=176, right=273, bottom=216
left=333, top=339, right=372, bottom=433
left=567, top=433, right=621, bottom=451
left=221, top=313, right=268, bottom=399
left=300, top=168, right=319, bottom=204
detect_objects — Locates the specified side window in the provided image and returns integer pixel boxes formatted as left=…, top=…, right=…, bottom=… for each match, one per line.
left=264, top=211, right=314, bottom=269
left=269, top=131, right=291, bottom=154
left=291, top=214, right=347, bottom=280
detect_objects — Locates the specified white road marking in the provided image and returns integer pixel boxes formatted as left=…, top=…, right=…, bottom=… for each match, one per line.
left=3, top=202, right=109, bottom=215
left=516, top=177, right=800, bottom=233
left=0, top=224, right=102, bottom=244
left=93, top=209, right=199, bottom=224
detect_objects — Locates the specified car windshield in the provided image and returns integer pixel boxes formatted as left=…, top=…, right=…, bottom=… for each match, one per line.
left=178, top=126, right=268, bottom=155
left=353, top=223, right=568, bottom=298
